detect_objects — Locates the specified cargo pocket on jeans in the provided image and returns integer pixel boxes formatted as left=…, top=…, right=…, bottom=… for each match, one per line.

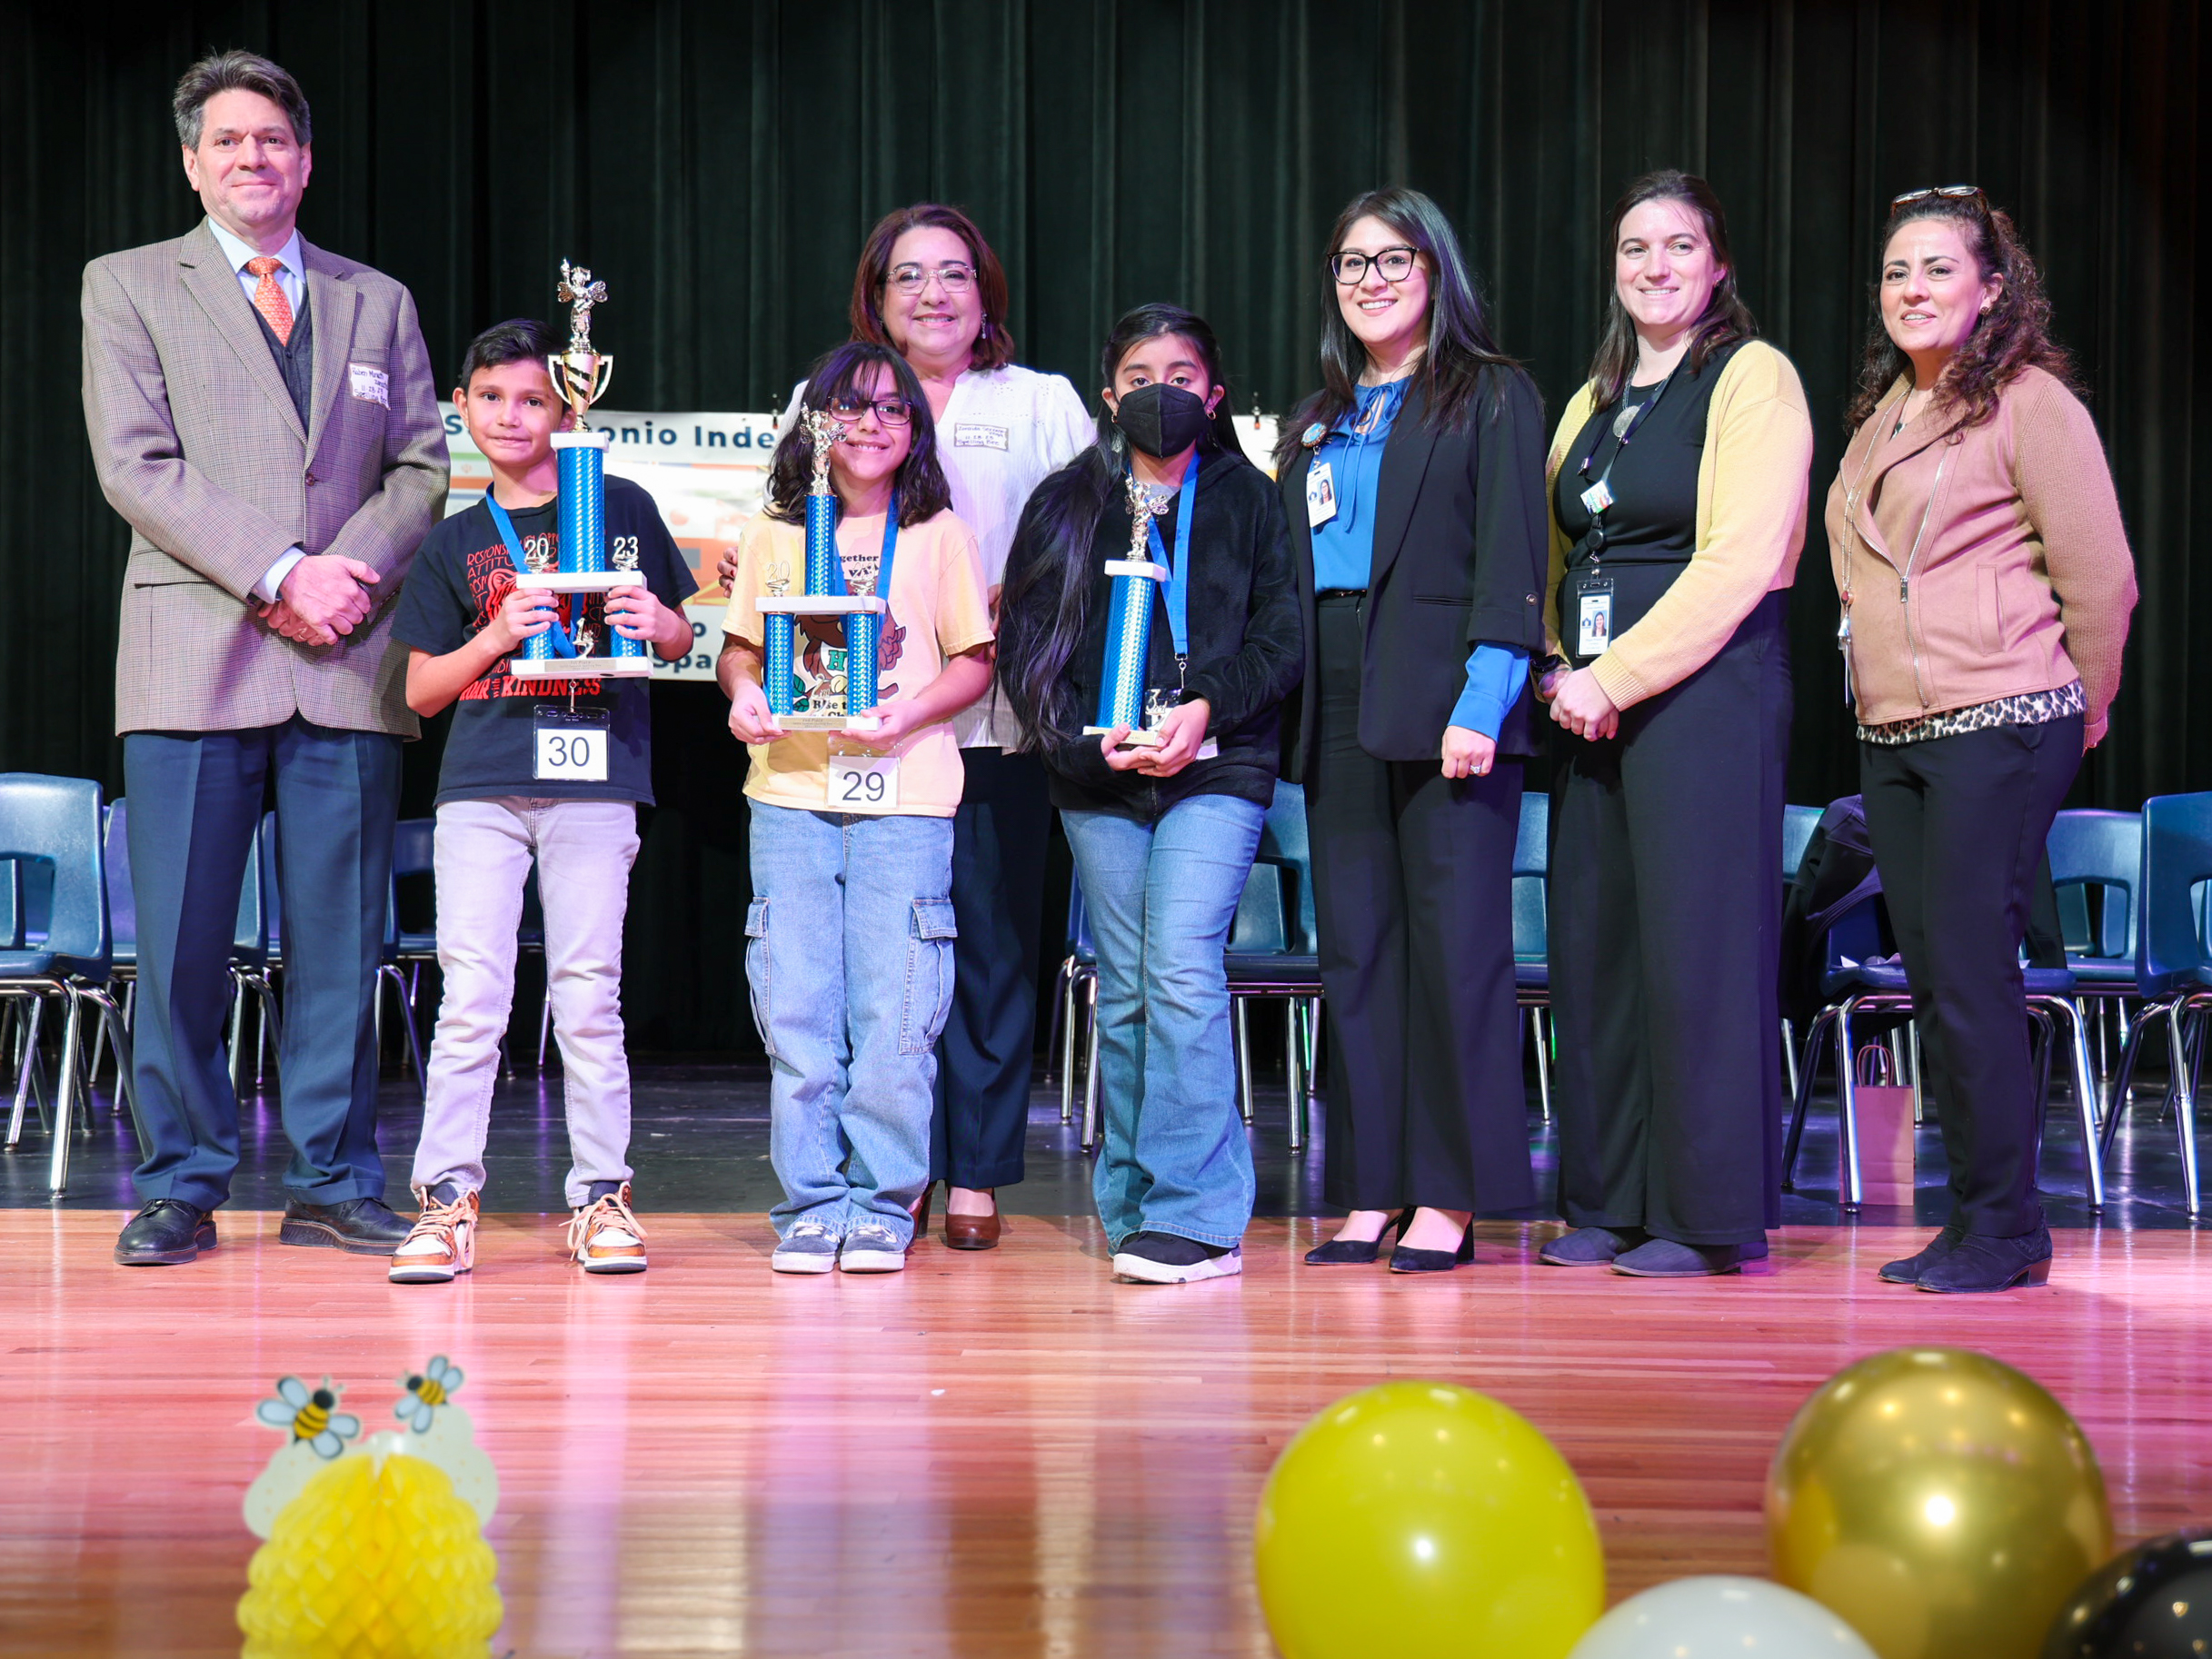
left=900, top=897, right=959, bottom=1054
left=744, top=897, right=779, bottom=1061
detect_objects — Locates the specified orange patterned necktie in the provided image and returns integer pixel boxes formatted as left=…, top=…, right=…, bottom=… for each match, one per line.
left=245, top=255, right=294, bottom=345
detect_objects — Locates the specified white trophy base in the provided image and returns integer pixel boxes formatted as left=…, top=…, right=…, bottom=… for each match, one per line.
left=779, top=712, right=884, bottom=733
left=1083, top=725, right=1164, bottom=748
left=551, top=431, right=613, bottom=451
left=1102, top=560, right=1170, bottom=581
left=755, top=596, right=888, bottom=615
left=509, top=656, right=656, bottom=680
left=513, top=571, right=635, bottom=592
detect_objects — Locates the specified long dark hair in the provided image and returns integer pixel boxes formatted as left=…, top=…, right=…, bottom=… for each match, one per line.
left=1000, top=303, right=1248, bottom=751
left=1845, top=193, right=2077, bottom=434
left=762, top=343, right=952, bottom=529
left=847, top=203, right=1016, bottom=373
left=1587, top=170, right=1759, bottom=407
left=1273, top=187, right=1524, bottom=473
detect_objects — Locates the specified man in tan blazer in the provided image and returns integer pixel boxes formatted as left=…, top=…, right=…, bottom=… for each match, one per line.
left=81, top=50, right=448, bottom=1267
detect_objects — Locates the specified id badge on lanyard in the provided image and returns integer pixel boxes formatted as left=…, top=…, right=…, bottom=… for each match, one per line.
left=1576, top=573, right=1616, bottom=661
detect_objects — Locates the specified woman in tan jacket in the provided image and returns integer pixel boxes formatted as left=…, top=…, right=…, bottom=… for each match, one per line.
left=1827, top=185, right=2137, bottom=1295
left=1537, top=171, right=1813, bottom=1278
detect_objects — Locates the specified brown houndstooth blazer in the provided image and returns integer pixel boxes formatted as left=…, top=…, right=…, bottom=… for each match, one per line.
left=82, top=220, right=450, bottom=737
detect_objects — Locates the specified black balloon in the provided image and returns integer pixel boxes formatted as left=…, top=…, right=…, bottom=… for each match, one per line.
left=2044, top=1528, right=2212, bottom=1657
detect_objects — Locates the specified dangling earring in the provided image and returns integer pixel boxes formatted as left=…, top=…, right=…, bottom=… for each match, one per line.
left=1111, top=426, right=1126, bottom=456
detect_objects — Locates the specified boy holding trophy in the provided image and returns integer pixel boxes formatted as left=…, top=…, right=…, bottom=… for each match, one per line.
left=387, top=303, right=695, bottom=1283
left=719, top=342, right=993, bottom=1275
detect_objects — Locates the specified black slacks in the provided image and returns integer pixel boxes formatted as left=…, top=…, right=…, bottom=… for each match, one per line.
left=1550, top=589, right=1790, bottom=1247
left=1859, top=715, right=2082, bottom=1237
left=931, top=746, right=1052, bottom=1189
left=1308, top=596, right=1534, bottom=1214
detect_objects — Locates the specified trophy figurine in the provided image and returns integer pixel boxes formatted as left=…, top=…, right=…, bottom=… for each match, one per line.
left=1082, top=475, right=1174, bottom=747
left=510, top=259, right=651, bottom=680
left=753, top=409, right=887, bottom=731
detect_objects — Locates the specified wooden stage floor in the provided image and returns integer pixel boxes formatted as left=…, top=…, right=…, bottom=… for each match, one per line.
left=4, top=1210, right=2207, bottom=1658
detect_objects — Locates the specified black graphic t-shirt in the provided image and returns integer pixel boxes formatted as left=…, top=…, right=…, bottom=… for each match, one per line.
left=392, top=474, right=697, bottom=807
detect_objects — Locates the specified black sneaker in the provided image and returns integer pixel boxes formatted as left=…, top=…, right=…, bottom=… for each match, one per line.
left=1111, top=1230, right=1242, bottom=1284
left=115, top=1199, right=217, bottom=1266
left=279, top=1196, right=412, bottom=1255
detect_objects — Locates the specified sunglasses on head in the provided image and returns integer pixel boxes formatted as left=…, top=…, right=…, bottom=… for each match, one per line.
left=1891, top=184, right=1987, bottom=212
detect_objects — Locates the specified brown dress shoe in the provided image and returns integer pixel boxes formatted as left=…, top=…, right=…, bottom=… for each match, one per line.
left=944, top=1207, right=1001, bottom=1251
left=906, top=1183, right=934, bottom=1255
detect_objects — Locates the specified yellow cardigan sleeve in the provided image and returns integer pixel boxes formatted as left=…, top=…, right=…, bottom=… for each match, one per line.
left=1588, top=342, right=1814, bottom=709
left=1541, top=385, right=1599, bottom=661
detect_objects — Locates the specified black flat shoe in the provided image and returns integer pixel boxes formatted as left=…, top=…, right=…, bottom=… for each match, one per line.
left=1304, top=1208, right=1413, bottom=1266
left=1878, top=1226, right=1966, bottom=1285
left=115, top=1199, right=217, bottom=1266
left=1389, top=1221, right=1475, bottom=1274
left=279, top=1196, right=412, bottom=1254
left=1611, top=1237, right=1751, bottom=1277
left=1539, top=1225, right=1647, bottom=1267
left=1917, top=1227, right=2054, bottom=1294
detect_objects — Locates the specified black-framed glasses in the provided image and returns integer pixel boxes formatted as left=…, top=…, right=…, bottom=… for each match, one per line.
left=1891, top=184, right=1987, bottom=212
left=1329, top=245, right=1420, bottom=284
left=825, top=394, right=915, bottom=427
left=886, top=262, right=977, bottom=295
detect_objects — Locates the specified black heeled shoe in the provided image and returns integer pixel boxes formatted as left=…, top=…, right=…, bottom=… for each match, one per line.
left=1389, top=1218, right=1476, bottom=1274
left=1304, top=1208, right=1415, bottom=1266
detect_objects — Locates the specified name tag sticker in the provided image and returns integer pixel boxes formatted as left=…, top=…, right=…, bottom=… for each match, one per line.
left=828, top=754, right=899, bottom=810
left=1576, top=583, right=1615, bottom=660
left=348, top=363, right=391, bottom=408
left=1305, top=460, right=1337, bottom=530
left=534, top=706, right=611, bottom=782
left=952, top=423, right=1009, bottom=451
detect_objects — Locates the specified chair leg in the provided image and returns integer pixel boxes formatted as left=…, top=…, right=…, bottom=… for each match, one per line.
left=226, top=974, right=248, bottom=1098
left=1232, top=998, right=1254, bottom=1127
left=1041, top=962, right=1068, bottom=1091
left=538, top=977, right=553, bottom=1068
left=2047, top=998, right=2106, bottom=1210
left=2102, top=999, right=2164, bottom=1160
left=1533, top=1006, right=1553, bottom=1122
left=1908, top=1018, right=1926, bottom=1123
left=1059, top=971, right=1078, bottom=1126
left=8, top=996, right=47, bottom=1146
left=384, top=966, right=427, bottom=1095
left=2172, top=998, right=2204, bottom=1217
left=1836, top=998, right=1865, bottom=1211
left=1781, top=1016, right=1799, bottom=1106
left=1782, top=1005, right=1836, bottom=1188
left=1284, top=998, right=1303, bottom=1151
left=48, top=988, right=86, bottom=1196
left=1081, top=975, right=1101, bottom=1153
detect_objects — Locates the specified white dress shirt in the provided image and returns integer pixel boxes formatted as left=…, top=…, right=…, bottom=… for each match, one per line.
left=781, top=363, right=1095, bottom=747
left=205, top=218, right=310, bottom=603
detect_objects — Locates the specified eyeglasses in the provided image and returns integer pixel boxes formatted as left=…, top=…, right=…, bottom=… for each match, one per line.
left=886, top=262, right=977, bottom=295
left=1890, top=184, right=1987, bottom=211
left=1329, top=245, right=1420, bottom=285
left=825, top=394, right=915, bottom=427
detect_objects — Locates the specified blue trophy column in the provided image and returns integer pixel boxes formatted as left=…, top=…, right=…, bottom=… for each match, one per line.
left=1093, top=565, right=1159, bottom=731
left=553, top=430, right=626, bottom=659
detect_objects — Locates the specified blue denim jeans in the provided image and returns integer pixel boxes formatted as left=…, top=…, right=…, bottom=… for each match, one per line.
left=745, top=803, right=957, bottom=1243
left=1061, top=792, right=1266, bottom=1251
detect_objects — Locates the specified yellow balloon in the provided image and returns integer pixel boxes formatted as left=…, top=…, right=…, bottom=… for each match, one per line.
left=1766, top=1346, right=2111, bottom=1659
left=1255, top=1380, right=1605, bottom=1659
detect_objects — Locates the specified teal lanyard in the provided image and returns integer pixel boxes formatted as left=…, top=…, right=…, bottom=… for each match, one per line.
left=484, top=493, right=576, bottom=658
left=825, top=492, right=901, bottom=601
left=1134, top=456, right=1199, bottom=657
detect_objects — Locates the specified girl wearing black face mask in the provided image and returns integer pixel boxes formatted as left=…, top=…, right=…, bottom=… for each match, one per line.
left=1274, top=188, right=1551, bottom=1273
left=998, top=303, right=1302, bottom=1284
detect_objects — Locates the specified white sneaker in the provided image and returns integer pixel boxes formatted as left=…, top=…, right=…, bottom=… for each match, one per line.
left=771, top=1220, right=842, bottom=1275
left=389, top=1187, right=478, bottom=1284
left=837, top=1224, right=907, bottom=1274
left=566, top=1184, right=647, bottom=1274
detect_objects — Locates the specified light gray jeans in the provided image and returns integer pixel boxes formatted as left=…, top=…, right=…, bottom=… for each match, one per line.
left=409, top=797, right=641, bottom=1208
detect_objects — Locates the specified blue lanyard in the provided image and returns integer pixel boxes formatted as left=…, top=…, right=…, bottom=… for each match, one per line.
left=1136, top=457, right=1199, bottom=658
left=484, top=492, right=575, bottom=658
left=825, top=492, right=901, bottom=602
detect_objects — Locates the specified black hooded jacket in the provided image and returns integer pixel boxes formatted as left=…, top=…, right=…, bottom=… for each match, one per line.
left=1002, top=446, right=1303, bottom=821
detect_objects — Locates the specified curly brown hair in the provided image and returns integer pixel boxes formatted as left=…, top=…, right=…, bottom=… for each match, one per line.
left=1846, top=195, right=2079, bottom=434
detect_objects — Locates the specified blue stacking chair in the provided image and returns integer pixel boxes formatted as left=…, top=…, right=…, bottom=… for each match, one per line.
left=2102, top=793, right=2212, bottom=1214
left=1051, top=882, right=1099, bottom=1128
left=391, top=817, right=439, bottom=1037
left=1512, top=791, right=1551, bottom=1118
left=85, top=801, right=141, bottom=1102
left=0, top=775, right=135, bottom=1195
left=2047, top=809, right=2141, bottom=1093
left=1225, top=781, right=1323, bottom=1149
left=1784, top=889, right=2105, bottom=1212
left=1779, top=803, right=1827, bottom=1100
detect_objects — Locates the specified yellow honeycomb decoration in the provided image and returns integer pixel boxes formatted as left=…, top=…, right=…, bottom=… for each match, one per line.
left=237, top=1445, right=503, bottom=1659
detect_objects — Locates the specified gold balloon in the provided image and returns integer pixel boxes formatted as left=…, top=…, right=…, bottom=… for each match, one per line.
left=1767, top=1346, right=2112, bottom=1659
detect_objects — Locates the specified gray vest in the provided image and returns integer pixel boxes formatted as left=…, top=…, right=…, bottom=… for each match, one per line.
left=250, top=285, right=314, bottom=426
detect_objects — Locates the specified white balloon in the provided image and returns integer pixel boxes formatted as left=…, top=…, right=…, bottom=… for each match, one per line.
left=1568, top=1576, right=1879, bottom=1658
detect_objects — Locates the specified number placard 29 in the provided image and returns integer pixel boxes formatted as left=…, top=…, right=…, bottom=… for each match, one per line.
left=827, top=756, right=898, bottom=810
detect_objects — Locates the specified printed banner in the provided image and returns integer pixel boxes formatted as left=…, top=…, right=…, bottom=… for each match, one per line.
left=440, top=402, right=1283, bottom=682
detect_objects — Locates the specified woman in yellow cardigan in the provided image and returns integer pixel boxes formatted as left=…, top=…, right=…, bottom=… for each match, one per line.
left=1536, top=171, right=1814, bottom=1277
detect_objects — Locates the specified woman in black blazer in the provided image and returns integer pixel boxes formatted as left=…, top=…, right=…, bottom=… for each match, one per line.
left=1274, top=188, right=1551, bottom=1272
